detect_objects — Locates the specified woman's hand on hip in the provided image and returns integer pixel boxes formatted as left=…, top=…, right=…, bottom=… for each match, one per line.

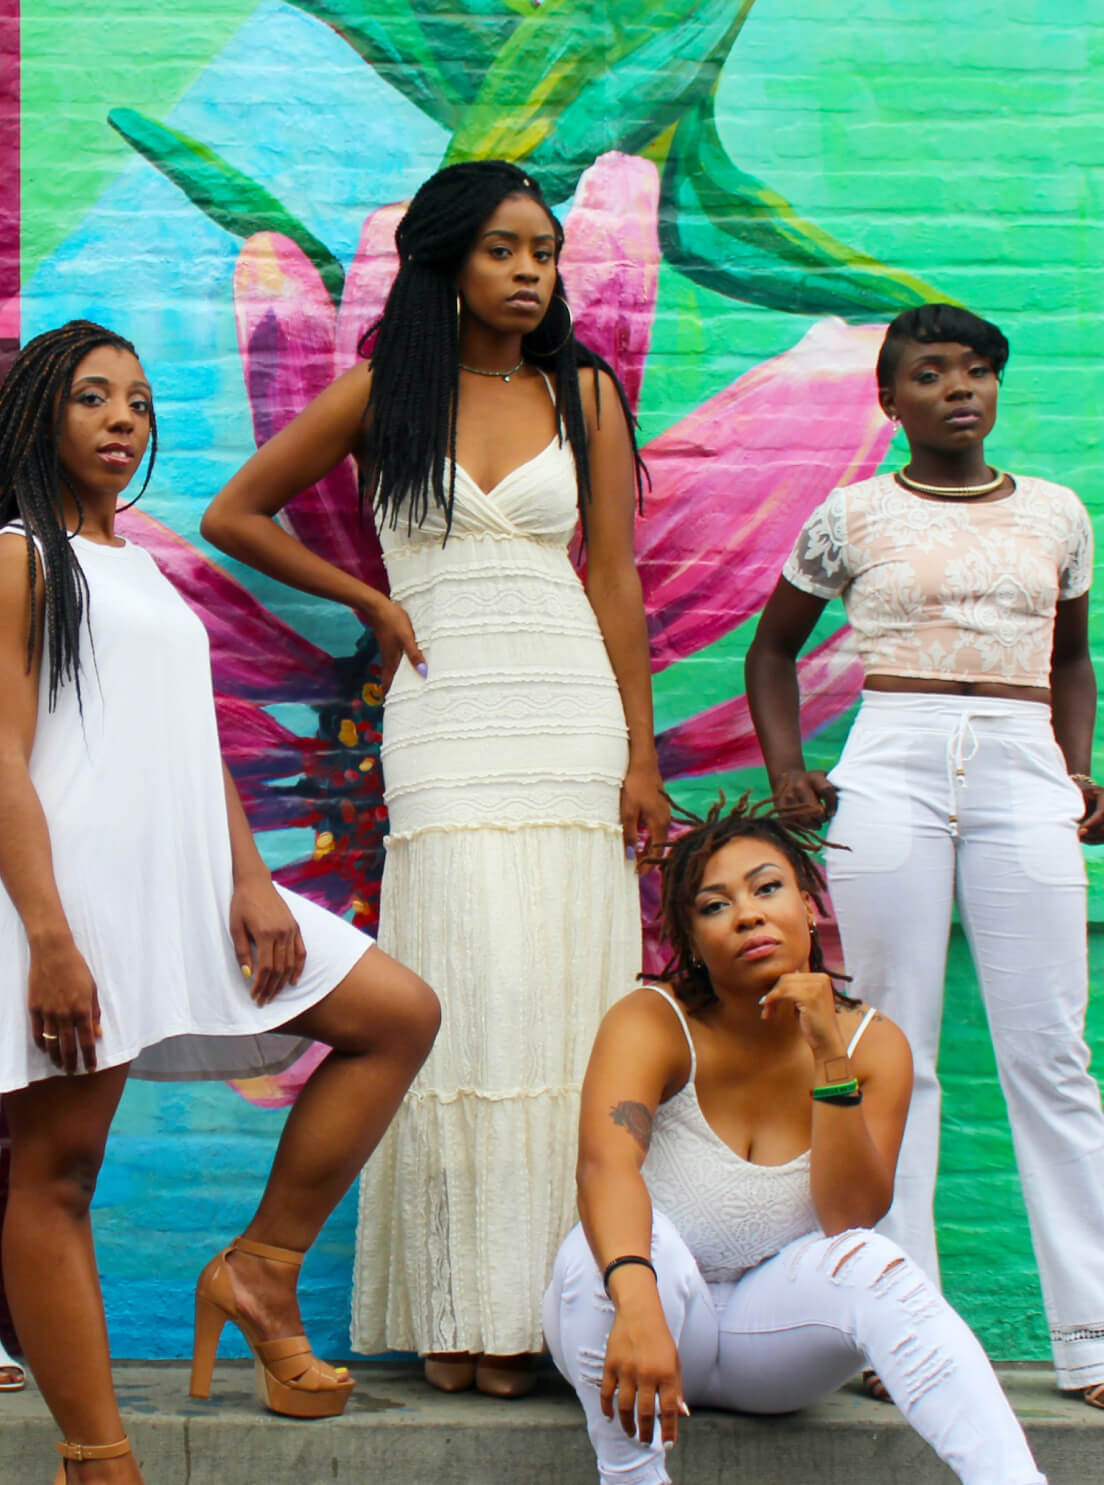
left=360, top=594, right=426, bottom=696
left=28, top=932, right=102, bottom=1074
left=600, top=1285, right=685, bottom=1448
left=771, top=769, right=837, bottom=828
left=230, top=875, right=306, bottom=1007
left=621, top=760, right=670, bottom=870
left=760, top=971, right=846, bottom=1062
left=1077, top=780, right=1104, bottom=845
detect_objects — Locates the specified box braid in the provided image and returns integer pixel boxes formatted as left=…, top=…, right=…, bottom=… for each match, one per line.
left=357, top=160, right=645, bottom=543
left=0, top=320, right=157, bottom=711
left=642, top=793, right=851, bottom=1011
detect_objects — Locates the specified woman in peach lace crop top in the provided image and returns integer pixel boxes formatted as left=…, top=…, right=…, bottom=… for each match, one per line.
left=746, top=302, right=1104, bottom=1407
left=782, top=470, right=1091, bottom=686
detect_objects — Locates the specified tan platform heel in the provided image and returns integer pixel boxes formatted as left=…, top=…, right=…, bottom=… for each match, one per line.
left=190, top=1236, right=354, bottom=1419
left=53, top=1435, right=130, bottom=1482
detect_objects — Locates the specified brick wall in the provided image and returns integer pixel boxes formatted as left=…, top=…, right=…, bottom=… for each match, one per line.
left=10, top=0, right=1104, bottom=1361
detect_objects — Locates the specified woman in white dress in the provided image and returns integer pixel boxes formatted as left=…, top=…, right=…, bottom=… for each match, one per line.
left=0, top=321, right=440, bottom=1483
left=203, top=160, right=668, bottom=1396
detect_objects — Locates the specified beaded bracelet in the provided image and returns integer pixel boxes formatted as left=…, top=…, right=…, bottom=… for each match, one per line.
left=603, top=1254, right=657, bottom=1294
left=811, top=1078, right=859, bottom=1101
left=1071, top=774, right=1097, bottom=790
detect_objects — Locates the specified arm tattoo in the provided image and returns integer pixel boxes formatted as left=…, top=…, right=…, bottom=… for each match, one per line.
left=610, top=1100, right=654, bottom=1154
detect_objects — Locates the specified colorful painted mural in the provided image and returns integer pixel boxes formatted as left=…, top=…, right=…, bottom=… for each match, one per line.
left=8, top=0, right=1104, bottom=1359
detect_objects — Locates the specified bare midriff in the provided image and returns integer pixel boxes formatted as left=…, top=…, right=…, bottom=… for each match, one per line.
left=864, top=674, right=1049, bottom=704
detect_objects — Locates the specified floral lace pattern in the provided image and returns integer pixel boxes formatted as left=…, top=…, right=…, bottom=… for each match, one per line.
left=783, top=473, right=1093, bottom=686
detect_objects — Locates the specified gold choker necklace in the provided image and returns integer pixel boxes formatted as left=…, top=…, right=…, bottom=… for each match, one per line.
left=896, top=466, right=1006, bottom=498
left=459, top=358, right=525, bottom=382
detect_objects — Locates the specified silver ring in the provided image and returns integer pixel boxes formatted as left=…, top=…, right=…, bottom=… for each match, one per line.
left=41, top=1032, right=59, bottom=1041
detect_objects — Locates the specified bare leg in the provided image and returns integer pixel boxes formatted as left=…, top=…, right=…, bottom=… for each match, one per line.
left=221, top=949, right=438, bottom=1342
left=4, top=1065, right=142, bottom=1483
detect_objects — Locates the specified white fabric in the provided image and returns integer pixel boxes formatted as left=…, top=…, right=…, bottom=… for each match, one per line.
left=639, top=986, right=879, bottom=1283
left=352, top=421, right=641, bottom=1356
left=0, top=528, right=373, bottom=1093
left=782, top=473, right=1093, bottom=687
left=827, top=691, right=1104, bottom=1389
left=640, top=986, right=818, bottom=1281
left=544, top=1215, right=1046, bottom=1485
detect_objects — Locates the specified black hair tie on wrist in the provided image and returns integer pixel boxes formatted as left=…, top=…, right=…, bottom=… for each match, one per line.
left=602, top=1254, right=658, bottom=1294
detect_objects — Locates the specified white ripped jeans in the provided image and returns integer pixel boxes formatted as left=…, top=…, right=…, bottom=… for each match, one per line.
left=543, top=1213, right=1045, bottom=1485
left=826, top=692, right=1104, bottom=1389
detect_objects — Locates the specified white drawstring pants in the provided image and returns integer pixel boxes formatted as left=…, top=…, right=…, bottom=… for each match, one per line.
left=543, top=1213, right=1046, bottom=1485
left=826, top=692, right=1104, bottom=1388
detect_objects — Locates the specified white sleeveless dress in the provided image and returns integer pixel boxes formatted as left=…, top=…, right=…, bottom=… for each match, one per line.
left=0, top=527, right=372, bottom=1092
left=351, top=406, right=642, bottom=1356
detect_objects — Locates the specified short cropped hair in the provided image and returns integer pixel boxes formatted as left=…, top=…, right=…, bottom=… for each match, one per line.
left=876, top=303, right=1010, bottom=392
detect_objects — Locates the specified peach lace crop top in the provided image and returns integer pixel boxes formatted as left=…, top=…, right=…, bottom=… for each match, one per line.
left=782, top=473, right=1093, bottom=687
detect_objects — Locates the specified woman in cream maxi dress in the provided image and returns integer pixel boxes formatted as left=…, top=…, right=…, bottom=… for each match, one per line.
left=353, top=391, right=642, bottom=1359
left=204, top=161, right=666, bottom=1378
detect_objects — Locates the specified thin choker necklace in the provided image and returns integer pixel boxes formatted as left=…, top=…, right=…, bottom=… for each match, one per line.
left=896, top=466, right=1006, bottom=498
left=459, top=357, right=525, bottom=383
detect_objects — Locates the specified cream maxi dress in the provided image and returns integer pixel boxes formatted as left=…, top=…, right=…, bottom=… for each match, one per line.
left=351, top=402, right=641, bottom=1357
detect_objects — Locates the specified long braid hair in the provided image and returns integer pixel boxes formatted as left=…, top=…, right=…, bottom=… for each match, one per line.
left=358, top=159, right=645, bottom=543
left=0, top=320, right=157, bottom=710
left=644, top=794, right=851, bottom=1012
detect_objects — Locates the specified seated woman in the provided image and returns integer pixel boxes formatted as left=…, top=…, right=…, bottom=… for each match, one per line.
left=543, top=798, right=1046, bottom=1485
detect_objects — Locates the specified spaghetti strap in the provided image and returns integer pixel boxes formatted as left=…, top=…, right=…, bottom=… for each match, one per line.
left=847, top=1005, right=878, bottom=1058
left=641, top=983, right=697, bottom=1080
left=535, top=367, right=556, bottom=404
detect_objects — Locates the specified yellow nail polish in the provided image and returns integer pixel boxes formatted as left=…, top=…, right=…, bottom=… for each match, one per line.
left=241, top=964, right=253, bottom=979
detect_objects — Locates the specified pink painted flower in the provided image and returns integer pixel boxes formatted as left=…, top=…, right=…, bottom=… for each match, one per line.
left=144, top=150, right=889, bottom=1100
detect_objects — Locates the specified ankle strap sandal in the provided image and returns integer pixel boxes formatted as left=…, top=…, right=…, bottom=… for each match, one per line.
left=54, top=1436, right=130, bottom=1481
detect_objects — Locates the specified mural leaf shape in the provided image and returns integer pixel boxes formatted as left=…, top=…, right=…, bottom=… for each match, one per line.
left=285, top=0, right=522, bottom=129
left=637, top=317, right=893, bottom=671
left=660, top=90, right=946, bottom=319
left=655, top=629, right=862, bottom=780
left=106, top=108, right=346, bottom=306
left=445, top=0, right=757, bottom=200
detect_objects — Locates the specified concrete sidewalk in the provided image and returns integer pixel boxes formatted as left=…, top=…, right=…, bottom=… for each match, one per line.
left=3, top=1361, right=1099, bottom=1483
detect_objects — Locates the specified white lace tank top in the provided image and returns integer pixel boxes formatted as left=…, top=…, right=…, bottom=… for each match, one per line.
left=782, top=472, right=1093, bottom=688
left=640, top=985, right=876, bottom=1283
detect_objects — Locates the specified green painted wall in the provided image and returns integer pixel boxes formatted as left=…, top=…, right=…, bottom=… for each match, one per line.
left=13, top=0, right=1104, bottom=1363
